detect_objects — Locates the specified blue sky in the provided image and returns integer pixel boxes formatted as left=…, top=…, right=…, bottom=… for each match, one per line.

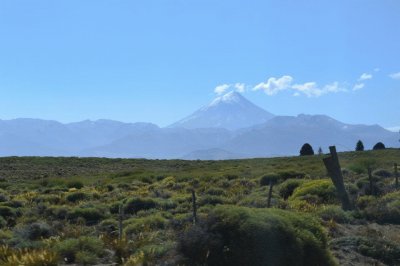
left=0, top=0, right=399, bottom=128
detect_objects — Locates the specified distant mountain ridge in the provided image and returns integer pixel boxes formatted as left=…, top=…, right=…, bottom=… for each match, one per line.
left=169, top=91, right=274, bottom=130
left=0, top=92, right=398, bottom=159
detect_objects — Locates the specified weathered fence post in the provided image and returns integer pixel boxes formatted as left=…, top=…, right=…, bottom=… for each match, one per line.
left=192, top=189, right=197, bottom=225
left=367, top=167, right=374, bottom=195
left=267, top=181, right=274, bottom=208
left=323, top=146, right=353, bottom=210
left=395, top=163, right=398, bottom=189
left=118, top=204, right=124, bottom=241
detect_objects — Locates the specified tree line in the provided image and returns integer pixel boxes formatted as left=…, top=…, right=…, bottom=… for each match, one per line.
left=300, top=140, right=386, bottom=156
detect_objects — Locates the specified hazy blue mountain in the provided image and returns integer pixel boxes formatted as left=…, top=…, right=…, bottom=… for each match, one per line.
left=182, top=148, right=244, bottom=160
left=222, top=114, right=399, bottom=157
left=0, top=93, right=398, bottom=159
left=81, top=127, right=234, bottom=159
left=169, top=91, right=274, bottom=130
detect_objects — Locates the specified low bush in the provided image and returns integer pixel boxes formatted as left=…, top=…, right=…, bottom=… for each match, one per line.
left=317, top=205, right=354, bottom=223
left=14, top=222, right=54, bottom=241
left=178, top=205, right=335, bottom=266
left=259, top=174, right=279, bottom=187
left=373, top=169, right=392, bottom=178
left=332, top=236, right=400, bottom=265
left=54, top=236, right=104, bottom=264
left=290, top=179, right=337, bottom=204
left=66, top=180, right=84, bottom=189
left=66, top=192, right=89, bottom=203
left=278, top=179, right=305, bottom=200
left=45, top=206, right=70, bottom=220
left=357, top=191, right=400, bottom=224
left=197, top=195, right=224, bottom=206
left=0, top=207, right=17, bottom=220
left=124, top=214, right=167, bottom=235
left=67, top=207, right=105, bottom=225
left=124, top=197, right=158, bottom=214
left=98, top=219, right=119, bottom=237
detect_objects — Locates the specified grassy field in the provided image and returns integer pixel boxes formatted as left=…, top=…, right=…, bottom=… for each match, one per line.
left=0, top=149, right=399, bottom=265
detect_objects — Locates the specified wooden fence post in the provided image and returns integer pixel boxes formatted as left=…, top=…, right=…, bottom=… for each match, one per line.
left=395, top=163, right=398, bottom=189
left=323, top=146, right=354, bottom=210
left=118, top=204, right=124, bottom=242
left=192, top=189, right=197, bottom=225
left=267, top=181, right=274, bottom=208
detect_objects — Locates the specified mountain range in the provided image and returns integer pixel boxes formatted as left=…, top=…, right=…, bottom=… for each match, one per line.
left=0, top=91, right=398, bottom=159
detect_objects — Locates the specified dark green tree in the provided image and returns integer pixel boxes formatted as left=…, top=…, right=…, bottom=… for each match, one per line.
left=300, top=143, right=314, bottom=156
left=355, top=140, right=364, bottom=151
left=372, top=142, right=385, bottom=150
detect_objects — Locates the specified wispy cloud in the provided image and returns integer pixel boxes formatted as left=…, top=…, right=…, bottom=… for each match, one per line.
left=234, top=83, right=245, bottom=93
left=253, top=76, right=293, bottom=95
left=389, top=72, right=400, bottom=80
left=374, top=68, right=380, bottom=72
left=214, top=84, right=230, bottom=95
left=292, top=81, right=345, bottom=97
left=359, top=73, right=372, bottom=81
left=214, top=83, right=247, bottom=95
left=353, top=83, right=365, bottom=91
left=252, top=75, right=346, bottom=97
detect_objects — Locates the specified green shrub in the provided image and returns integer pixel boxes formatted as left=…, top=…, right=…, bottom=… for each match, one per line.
left=66, top=192, right=89, bottom=203
left=14, top=222, right=54, bottom=240
left=332, top=236, right=400, bottom=265
left=205, top=188, right=225, bottom=196
left=0, top=194, right=9, bottom=203
left=124, top=214, right=167, bottom=235
left=290, top=179, right=337, bottom=204
left=124, top=197, right=158, bottom=214
left=66, top=180, right=84, bottom=189
left=198, top=195, right=224, bottom=206
left=35, top=195, right=62, bottom=205
left=98, top=218, right=118, bottom=237
left=278, top=179, right=305, bottom=200
left=55, top=236, right=104, bottom=264
left=0, top=217, right=6, bottom=229
left=277, top=171, right=306, bottom=180
left=317, top=205, right=354, bottom=223
left=357, top=191, right=400, bottom=224
left=259, top=174, right=279, bottom=186
left=178, top=205, right=335, bottom=266
left=0, top=207, right=16, bottom=220
left=373, top=169, right=392, bottom=178
left=45, top=206, right=70, bottom=220
left=67, top=207, right=105, bottom=225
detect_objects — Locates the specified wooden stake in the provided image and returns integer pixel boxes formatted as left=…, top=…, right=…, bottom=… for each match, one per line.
left=118, top=204, right=124, bottom=241
left=395, top=163, right=398, bottom=189
left=192, top=189, right=197, bottom=225
left=323, top=146, right=353, bottom=210
left=267, top=181, right=274, bottom=208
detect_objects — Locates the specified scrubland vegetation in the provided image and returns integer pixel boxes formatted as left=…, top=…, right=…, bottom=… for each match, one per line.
left=0, top=149, right=398, bottom=265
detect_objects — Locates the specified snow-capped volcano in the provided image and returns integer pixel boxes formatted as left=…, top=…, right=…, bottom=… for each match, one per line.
left=169, top=91, right=275, bottom=130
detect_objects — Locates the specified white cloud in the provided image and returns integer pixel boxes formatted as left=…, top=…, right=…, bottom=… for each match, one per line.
left=353, top=83, right=365, bottom=91
left=214, top=84, right=230, bottom=95
left=234, top=83, right=245, bottom=93
left=389, top=72, right=400, bottom=80
left=291, top=81, right=345, bottom=97
left=253, top=75, right=293, bottom=95
left=359, top=73, right=372, bottom=81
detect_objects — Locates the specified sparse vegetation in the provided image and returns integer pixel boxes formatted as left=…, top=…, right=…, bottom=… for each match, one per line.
left=0, top=149, right=398, bottom=265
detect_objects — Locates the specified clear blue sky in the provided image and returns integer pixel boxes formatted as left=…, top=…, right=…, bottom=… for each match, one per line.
left=0, top=0, right=399, bottom=128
